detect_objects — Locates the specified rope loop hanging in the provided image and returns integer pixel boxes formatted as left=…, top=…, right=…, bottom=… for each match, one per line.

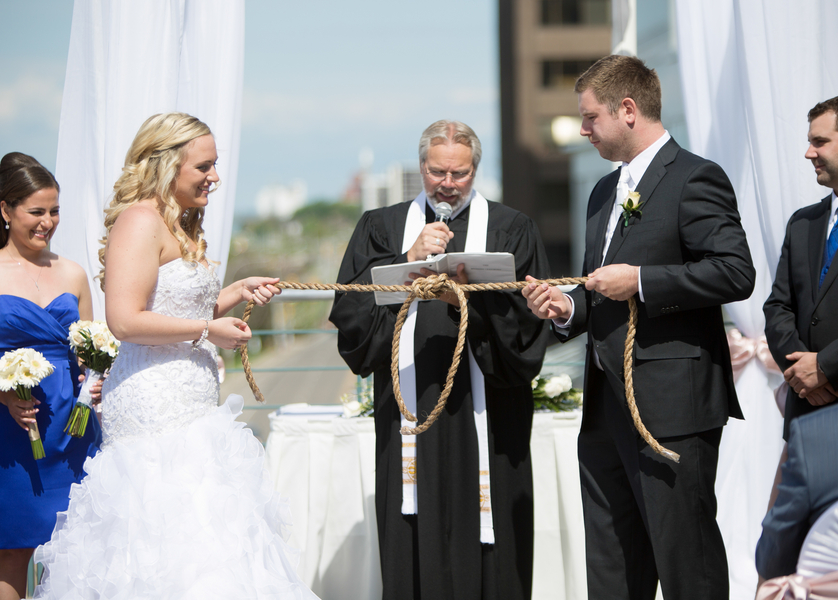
left=388, top=273, right=469, bottom=435
left=239, top=276, right=681, bottom=463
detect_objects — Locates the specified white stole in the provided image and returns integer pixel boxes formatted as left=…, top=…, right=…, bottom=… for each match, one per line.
left=399, top=190, right=495, bottom=545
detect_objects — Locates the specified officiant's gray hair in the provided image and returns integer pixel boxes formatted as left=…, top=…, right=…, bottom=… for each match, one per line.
left=418, top=120, right=482, bottom=171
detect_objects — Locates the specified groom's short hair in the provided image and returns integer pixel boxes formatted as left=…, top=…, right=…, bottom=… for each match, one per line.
left=574, top=54, right=662, bottom=123
left=809, top=96, right=838, bottom=129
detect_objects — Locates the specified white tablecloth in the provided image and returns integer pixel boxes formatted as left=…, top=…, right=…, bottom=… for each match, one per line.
left=265, top=411, right=586, bottom=600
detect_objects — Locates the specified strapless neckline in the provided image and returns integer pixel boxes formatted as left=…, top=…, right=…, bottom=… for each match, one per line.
left=159, top=258, right=213, bottom=273
left=0, top=292, right=77, bottom=312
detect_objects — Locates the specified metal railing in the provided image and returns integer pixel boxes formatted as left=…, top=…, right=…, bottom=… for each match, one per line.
left=224, top=289, right=368, bottom=409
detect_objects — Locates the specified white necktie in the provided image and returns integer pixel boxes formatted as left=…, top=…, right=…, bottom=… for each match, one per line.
left=592, top=166, right=631, bottom=371
left=602, top=166, right=631, bottom=266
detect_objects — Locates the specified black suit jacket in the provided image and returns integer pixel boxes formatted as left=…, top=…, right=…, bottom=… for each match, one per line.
left=764, top=195, right=838, bottom=436
left=561, top=138, right=755, bottom=438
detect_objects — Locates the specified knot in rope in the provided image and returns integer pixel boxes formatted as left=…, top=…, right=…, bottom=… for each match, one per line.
left=411, top=273, right=453, bottom=300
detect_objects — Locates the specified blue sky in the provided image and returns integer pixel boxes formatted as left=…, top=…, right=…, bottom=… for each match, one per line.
left=0, top=1, right=499, bottom=216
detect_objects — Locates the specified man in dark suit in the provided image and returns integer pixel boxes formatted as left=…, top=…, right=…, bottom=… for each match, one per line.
left=756, top=402, right=838, bottom=580
left=764, top=96, right=838, bottom=441
left=523, top=55, right=755, bottom=599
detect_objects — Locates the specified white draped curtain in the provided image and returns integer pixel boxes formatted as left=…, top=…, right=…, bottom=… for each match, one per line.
left=676, top=1, right=838, bottom=597
left=51, top=0, right=245, bottom=319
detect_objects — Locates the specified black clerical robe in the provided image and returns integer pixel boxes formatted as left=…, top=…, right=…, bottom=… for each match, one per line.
left=329, top=198, right=550, bottom=600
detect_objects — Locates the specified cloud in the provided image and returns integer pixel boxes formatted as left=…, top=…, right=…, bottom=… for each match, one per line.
left=242, top=85, right=497, bottom=134
left=243, top=88, right=421, bottom=131
left=449, top=87, right=498, bottom=105
left=0, top=73, right=63, bottom=127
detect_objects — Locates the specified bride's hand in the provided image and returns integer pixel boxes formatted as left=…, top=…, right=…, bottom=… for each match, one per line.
left=0, top=390, right=39, bottom=431
left=207, top=317, right=252, bottom=350
left=241, top=277, right=281, bottom=306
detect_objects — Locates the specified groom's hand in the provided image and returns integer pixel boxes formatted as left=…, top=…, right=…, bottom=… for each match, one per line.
left=585, top=264, right=639, bottom=301
left=523, top=275, right=571, bottom=321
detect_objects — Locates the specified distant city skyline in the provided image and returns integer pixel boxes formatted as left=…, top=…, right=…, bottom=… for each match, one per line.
left=0, top=1, right=500, bottom=217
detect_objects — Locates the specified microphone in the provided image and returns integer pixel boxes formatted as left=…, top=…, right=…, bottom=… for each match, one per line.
left=427, top=202, right=453, bottom=260
left=434, top=202, right=453, bottom=224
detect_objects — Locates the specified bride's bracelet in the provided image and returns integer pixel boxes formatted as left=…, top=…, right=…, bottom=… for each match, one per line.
left=192, top=319, right=210, bottom=350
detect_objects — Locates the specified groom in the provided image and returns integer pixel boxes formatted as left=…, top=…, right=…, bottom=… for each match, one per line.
left=523, top=55, right=755, bottom=599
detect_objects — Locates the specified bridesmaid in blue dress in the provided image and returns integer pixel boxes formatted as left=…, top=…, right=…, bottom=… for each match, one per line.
left=0, top=153, right=101, bottom=600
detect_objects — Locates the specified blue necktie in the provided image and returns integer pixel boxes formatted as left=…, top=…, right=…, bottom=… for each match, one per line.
left=820, top=217, right=838, bottom=287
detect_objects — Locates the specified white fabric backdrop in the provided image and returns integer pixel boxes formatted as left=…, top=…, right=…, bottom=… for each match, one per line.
left=676, top=1, right=838, bottom=596
left=51, top=0, right=245, bottom=319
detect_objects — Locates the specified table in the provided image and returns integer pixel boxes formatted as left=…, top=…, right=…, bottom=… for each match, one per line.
left=265, top=411, right=586, bottom=600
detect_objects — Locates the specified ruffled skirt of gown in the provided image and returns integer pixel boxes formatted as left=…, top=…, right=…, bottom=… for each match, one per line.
left=33, top=395, right=317, bottom=600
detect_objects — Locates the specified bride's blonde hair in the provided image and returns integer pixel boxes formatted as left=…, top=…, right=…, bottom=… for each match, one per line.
left=97, top=112, right=215, bottom=290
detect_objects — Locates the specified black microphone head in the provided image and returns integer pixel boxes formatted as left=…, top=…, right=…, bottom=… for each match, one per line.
left=435, top=202, right=453, bottom=222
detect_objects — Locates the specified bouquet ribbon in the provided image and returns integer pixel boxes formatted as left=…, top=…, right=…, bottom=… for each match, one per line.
left=78, top=370, right=103, bottom=407
left=64, top=370, right=103, bottom=438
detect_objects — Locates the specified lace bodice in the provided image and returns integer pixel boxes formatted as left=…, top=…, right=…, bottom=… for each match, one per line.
left=101, top=259, right=222, bottom=448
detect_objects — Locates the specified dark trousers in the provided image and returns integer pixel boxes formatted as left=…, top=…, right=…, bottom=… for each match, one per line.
left=578, top=369, right=729, bottom=600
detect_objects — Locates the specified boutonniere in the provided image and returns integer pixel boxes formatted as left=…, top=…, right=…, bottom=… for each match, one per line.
left=620, top=191, right=644, bottom=226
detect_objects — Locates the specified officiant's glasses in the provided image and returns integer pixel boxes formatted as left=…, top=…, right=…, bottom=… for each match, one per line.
left=423, top=165, right=474, bottom=183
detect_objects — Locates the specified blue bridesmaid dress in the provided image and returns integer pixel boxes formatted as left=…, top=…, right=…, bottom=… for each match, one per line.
left=0, top=293, right=101, bottom=549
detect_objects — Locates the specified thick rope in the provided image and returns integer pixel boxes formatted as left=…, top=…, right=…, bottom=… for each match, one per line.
left=622, top=294, right=680, bottom=463
left=389, top=274, right=469, bottom=435
left=240, top=300, right=265, bottom=404
left=239, top=275, right=680, bottom=463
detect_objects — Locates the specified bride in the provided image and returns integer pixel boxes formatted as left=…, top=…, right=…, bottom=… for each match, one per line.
left=34, top=113, right=319, bottom=599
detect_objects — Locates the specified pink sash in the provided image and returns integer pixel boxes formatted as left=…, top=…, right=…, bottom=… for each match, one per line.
left=757, top=572, right=838, bottom=600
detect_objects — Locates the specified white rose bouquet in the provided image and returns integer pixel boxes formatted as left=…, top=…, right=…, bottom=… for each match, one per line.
left=531, top=373, right=582, bottom=412
left=0, top=348, right=55, bottom=459
left=65, top=320, right=120, bottom=438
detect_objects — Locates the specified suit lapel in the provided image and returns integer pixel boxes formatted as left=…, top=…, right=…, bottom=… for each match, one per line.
left=603, top=139, right=678, bottom=265
left=813, top=195, right=836, bottom=306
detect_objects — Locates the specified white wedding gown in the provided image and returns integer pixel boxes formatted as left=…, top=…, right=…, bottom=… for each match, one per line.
left=34, top=259, right=319, bottom=600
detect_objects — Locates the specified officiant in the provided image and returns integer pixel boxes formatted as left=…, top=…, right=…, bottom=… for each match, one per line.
left=329, top=120, right=550, bottom=600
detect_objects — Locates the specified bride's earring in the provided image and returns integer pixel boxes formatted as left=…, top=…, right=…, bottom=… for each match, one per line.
left=3, top=221, right=8, bottom=230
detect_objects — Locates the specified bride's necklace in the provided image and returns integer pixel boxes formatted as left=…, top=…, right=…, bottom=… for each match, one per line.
left=6, top=248, right=45, bottom=291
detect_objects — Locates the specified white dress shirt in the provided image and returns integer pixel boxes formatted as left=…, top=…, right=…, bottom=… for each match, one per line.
left=829, top=191, right=838, bottom=237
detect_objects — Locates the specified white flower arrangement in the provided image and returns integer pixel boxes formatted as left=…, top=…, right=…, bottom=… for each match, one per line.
left=531, top=373, right=582, bottom=412
left=0, top=348, right=55, bottom=459
left=65, top=320, right=120, bottom=438
left=340, top=378, right=374, bottom=418
left=543, top=374, right=573, bottom=398
left=68, top=320, right=120, bottom=363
